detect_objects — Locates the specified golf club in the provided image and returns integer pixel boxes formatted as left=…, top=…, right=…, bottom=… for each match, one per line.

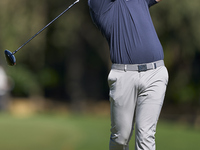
left=4, top=0, right=80, bottom=66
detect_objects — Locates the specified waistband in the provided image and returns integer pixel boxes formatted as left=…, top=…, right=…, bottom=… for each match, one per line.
left=111, top=60, right=164, bottom=72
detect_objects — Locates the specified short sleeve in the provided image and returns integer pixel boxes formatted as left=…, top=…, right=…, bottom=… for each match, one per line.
left=88, top=0, right=104, bottom=14
left=88, top=0, right=91, bottom=7
left=146, top=0, right=158, bottom=7
left=88, top=0, right=114, bottom=15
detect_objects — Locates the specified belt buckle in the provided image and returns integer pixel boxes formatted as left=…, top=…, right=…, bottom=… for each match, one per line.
left=138, top=64, right=147, bottom=72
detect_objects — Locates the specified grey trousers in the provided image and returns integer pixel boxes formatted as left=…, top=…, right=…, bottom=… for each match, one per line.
left=108, top=66, right=168, bottom=150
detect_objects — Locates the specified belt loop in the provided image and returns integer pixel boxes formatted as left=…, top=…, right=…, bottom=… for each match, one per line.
left=152, top=63, right=154, bottom=69
left=124, top=65, right=127, bottom=72
left=152, top=63, right=157, bottom=69
left=154, top=63, right=157, bottom=69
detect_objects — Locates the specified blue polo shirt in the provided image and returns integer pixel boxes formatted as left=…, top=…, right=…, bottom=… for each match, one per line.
left=88, top=0, right=164, bottom=64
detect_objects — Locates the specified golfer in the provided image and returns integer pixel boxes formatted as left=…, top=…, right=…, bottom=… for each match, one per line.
left=89, top=0, right=168, bottom=150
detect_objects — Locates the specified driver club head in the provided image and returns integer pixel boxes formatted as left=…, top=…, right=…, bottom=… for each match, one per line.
left=4, top=50, right=16, bottom=66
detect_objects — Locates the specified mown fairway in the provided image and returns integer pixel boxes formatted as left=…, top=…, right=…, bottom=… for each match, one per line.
left=0, top=113, right=199, bottom=150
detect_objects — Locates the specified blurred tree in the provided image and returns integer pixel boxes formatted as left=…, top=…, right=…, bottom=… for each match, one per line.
left=0, top=0, right=110, bottom=104
left=43, top=0, right=110, bottom=107
left=150, top=0, right=200, bottom=104
left=0, top=0, right=47, bottom=97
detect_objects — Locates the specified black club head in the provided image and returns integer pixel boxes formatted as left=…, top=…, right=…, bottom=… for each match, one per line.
left=4, top=50, right=16, bottom=66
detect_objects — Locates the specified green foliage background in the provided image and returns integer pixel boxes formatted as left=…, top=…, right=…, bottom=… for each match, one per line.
left=0, top=0, right=200, bottom=105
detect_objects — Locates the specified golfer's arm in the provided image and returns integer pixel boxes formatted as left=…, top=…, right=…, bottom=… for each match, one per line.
left=156, top=0, right=162, bottom=2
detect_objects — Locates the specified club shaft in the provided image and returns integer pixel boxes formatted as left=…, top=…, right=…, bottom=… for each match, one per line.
left=12, top=0, right=79, bottom=55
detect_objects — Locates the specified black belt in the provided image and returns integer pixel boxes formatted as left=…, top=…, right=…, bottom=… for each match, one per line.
left=111, top=60, right=164, bottom=72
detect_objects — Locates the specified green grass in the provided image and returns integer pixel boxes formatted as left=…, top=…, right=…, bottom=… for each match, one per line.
left=0, top=113, right=199, bottom=150
left=156, top=121, right=200, bottom=150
